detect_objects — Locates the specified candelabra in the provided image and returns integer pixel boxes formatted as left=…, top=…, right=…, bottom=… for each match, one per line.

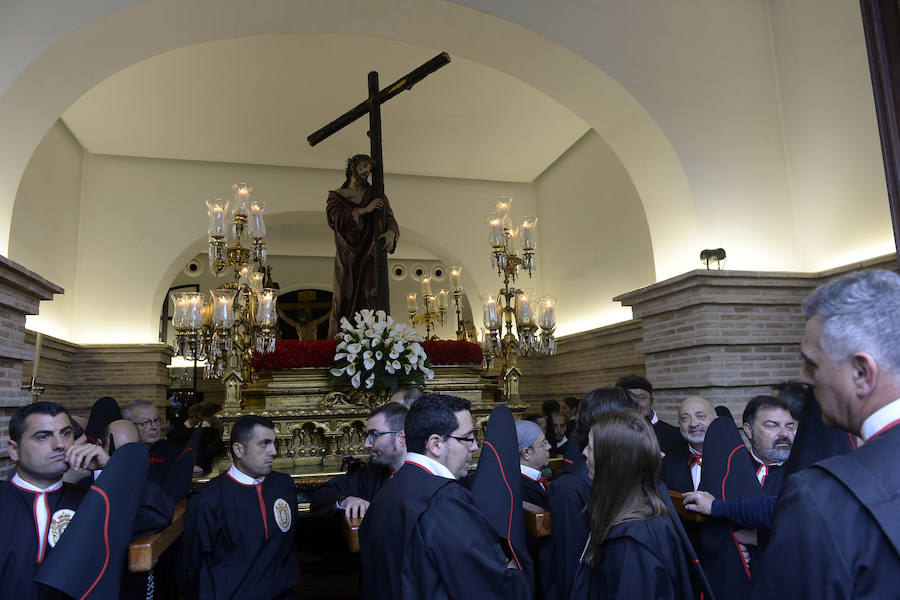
left=170, top=183, right=278, bottom=409
left=481, top=196, right=557, bottom=400
left=407, top=276, right=448, bottom=339
left=447, top=266, right=477, bottom=341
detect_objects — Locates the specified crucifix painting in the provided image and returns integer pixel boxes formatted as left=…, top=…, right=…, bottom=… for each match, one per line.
left=308, top=52, right=451, bottom=338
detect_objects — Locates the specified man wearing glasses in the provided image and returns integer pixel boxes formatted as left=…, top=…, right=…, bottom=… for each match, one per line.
left=358, top=393, right=530, bottom=600
left=123, top=400, right=179, bottom=483
left=309, top=402, right=408, bottom=519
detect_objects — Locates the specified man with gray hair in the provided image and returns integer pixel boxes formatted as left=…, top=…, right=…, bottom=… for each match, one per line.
left=752, top=269, right=900, bottom=599
left=123, top=399, right=179, bottom=483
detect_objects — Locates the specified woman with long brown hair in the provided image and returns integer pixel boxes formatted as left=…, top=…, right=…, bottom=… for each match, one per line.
left=569, top=410, right=695, bottom=598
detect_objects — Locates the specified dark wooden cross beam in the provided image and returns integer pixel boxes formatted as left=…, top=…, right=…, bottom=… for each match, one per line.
left=308, top=52, right=452, bottom=313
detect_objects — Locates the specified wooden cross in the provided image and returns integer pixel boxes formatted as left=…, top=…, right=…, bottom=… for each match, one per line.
left=308, top=52, right=451, bottom=313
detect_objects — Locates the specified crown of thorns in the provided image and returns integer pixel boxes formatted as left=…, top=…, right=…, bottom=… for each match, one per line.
left=347, top=154, right=375, bottom=167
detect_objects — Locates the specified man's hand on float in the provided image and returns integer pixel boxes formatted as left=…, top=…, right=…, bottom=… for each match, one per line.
left=341, top=496, right=371, bottom=519
left=682, top=490, right=715, bottom=515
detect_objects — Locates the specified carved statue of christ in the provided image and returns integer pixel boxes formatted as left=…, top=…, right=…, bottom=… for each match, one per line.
left=326, top=154, right=399, bottom=338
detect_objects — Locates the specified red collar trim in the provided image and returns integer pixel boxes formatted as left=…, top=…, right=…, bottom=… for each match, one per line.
left=403, top=460, right=434, bottom=475
left=226, top=472, right=266, bottom=486
left=868, top=418, right=900, bottom=441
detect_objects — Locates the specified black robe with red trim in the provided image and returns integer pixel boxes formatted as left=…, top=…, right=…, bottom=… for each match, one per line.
left=752, top=422, right=900, bottom=600
left=358, top=462, right=530, bottom=600
left=308, top=463, right=392, bottom=516
left=548, top=450, right=591, bottom=598
left=521, top=474, right=557, bottom=600
left=0, top=480, right=87, bottom=599
left=182, top=470, right=299, bottom=600
left=147, top=439, right=181, bottom=484
left=569, top=516, right=695, bottom=600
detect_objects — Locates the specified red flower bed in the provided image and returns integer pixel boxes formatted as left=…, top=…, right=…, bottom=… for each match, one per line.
left=252, top=339, right=483, bottom=370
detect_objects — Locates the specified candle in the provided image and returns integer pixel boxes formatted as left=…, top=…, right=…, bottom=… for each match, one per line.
left=238, top=265, right=254, bottom=288
left=495, top=195, right=513, bottom=218
left=516, top=293, right=534, bottom=326
left=487, top=216, right=505, bottom=248
left=206, top=199, right=229, bottom=236
left=246, top=201, right=266, bottom=238
left=481, top=295, right=500, bottom=329
left=31, top=333, right=42, bottom=379
left=407, top=292, right=418, bottom=312
left=256, top=289, right=277, bottom=326
left=210, top=289, right=237, bottom=328
left=449, top=267, right=462, bottom=292
left=234, top=182, right=252, bottom=200
left=437, top=289, right=449, bottom=311
left=421, top=276, right=433, bottom=297
left=250, top=272, right=265, bottom=293
left=521, top=217, right=537, bottom=251
left=539, top=297, right=557, bottom=330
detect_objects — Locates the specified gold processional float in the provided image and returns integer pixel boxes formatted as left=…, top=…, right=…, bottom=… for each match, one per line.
left=169, top=185, right=556, bottom=472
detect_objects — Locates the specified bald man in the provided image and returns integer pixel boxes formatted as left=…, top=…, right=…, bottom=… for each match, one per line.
left=660, top=396, right=714, bottom=493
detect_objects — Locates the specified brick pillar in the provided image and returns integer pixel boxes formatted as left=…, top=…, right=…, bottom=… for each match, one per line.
left=614, top=269, right=819, bottom=422
left=0, top=257, right=63, bottom=478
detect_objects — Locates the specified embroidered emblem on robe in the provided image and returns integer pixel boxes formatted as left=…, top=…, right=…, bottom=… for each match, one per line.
left=48, top=509, right=75, bottom=548
left=273, top=498, right=291, bottom=532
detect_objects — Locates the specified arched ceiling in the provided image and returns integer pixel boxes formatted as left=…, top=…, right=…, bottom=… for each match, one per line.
left=61, top=34, right=590, bottom=183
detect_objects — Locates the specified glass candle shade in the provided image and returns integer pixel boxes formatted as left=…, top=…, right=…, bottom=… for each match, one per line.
left=233, top=182, right=252, bottom=203
left=437, top=289, right=449, bottom=311
left=449, top=266, right=462, bottom=292
left=521, top=217, right=537, bottom=251
left=172, top=292, right=205, bottom=329
left=505, top=225, right=519, bottom=253
left=245, top=201, right=266, bottom=238
left=255, top=289, right=278, bottom=326
left=206, top=199, right=229, bottom=237
left=407, top=292, right=418, bottom=312
left=516, top=292, right=535, bottom=326
left=487, top=215, right=505, bottom=249
left=421, top=276, right=433, bottom=297
left=424, top=294, right=436, bottom=313
left=495, top=195, right=513, bottom=219
left=238, top=265, right=254, bottom=289
left=250, top=272, right=265, bottom=293
left=538, top=296, right=557, bottom=330
left=210, top=288, right=237, bottom=329
left=481, top=295, right=501, bottom=330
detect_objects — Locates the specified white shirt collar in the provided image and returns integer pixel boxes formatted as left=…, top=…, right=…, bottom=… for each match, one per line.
left=11, top=473, right=63, bottom=493
left=556, top=436, right=568, bottom=447
left=403, top=452, right=456, bottom=480
left=650, top=411, right=659, bottom=425
left=520, top=464, right=542, bottom=481
left=861, top=397, right=900, bottom=441
left=227, top=464, right=266, bottom=485
left=748, top=447, right=784, bottom=468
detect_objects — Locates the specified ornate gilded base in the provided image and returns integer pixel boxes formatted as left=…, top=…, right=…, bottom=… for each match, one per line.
left=216, top=364, right=525, bottom=471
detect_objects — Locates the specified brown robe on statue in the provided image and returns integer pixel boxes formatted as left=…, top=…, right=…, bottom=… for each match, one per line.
left=326, top=187, right=399, bottom=338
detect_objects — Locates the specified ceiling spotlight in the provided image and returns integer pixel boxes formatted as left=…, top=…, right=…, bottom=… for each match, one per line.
left=700, top=248, right=726, bottom=270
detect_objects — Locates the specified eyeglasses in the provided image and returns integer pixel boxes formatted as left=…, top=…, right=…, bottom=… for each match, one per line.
left=365, top=430, right=399, bottom=443
left=133, top=417, right=162, bottom=430
left=444, top=434, right=476, bottom=445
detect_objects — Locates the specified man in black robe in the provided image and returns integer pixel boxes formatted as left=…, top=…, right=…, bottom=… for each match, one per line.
left=357, top=393, right=530, bottom=599
left=0, top=401, right=111, bottom=598
left=753, top=269, right=900, bottom=599
left=617, top=374, right=683, bottom=455
left=326, top=154, right=399, bottom=338
left=183, top=415, right=299, bottom=599
left=123, top=399, right=180, bottom=483
left=659, top=395, right=715, bottom=493
left=516, top=419, right=555, bottom=600
left=741, top=394, right=798, bottom=494
left=310, top=402, right=407, bottom=518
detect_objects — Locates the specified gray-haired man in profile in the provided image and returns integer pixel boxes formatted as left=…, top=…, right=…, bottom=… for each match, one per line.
left=753, top=269, right=900, bottom=599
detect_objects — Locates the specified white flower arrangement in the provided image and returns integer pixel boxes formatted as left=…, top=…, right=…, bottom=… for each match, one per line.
left=329, top=309, right=434, bottom=391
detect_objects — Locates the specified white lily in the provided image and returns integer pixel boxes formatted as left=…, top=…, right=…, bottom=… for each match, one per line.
left=365, top=373, right=375, bottom=389
left=351, top=372, right=361, bottom=388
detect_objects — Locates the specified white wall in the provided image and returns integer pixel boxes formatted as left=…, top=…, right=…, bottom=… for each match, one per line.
left=534, top=131, right=655, bottom=335
left=9, top=120, right=83, bottom=339
left=41, top=152, right=531, bottom=343
left=769, top=0, right=892, bottom=270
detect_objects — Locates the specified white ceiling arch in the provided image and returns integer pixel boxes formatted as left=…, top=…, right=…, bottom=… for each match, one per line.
left=0, top=0, right=697, bottom=280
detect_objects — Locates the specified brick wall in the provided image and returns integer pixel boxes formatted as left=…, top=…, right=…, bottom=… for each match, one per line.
left=518, top=319, right=645, bottom=413
left=20, top=332, right=174, bottom=416
left=0, top=257, right=63, bottom=479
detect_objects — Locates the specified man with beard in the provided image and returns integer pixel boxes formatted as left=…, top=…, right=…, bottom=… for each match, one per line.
left=660, top=396, right=715, bottom=493
left=326, top=154, right=400, bottom=338
left=310, top=403, right=407, bottom=518
left=752, top=270, right=900, bottom=599
left=182, top=415, right=299, bottom=599
left=741, top=395, right=797, bottom=493
left=358, top=393, right=530, bottom=599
